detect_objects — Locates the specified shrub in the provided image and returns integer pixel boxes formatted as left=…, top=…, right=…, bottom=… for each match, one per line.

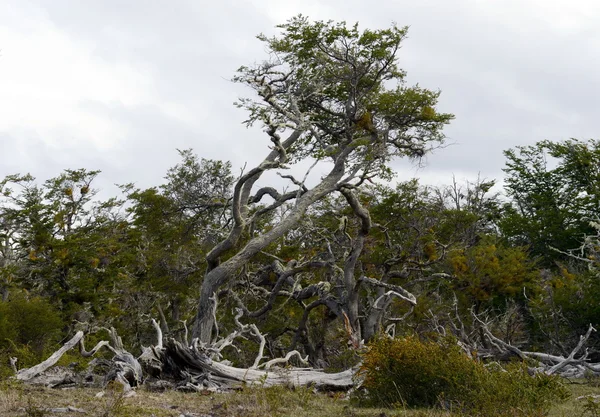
left=355, top=336, right=478, bottom=408
left=466, top=362, right=570, bottom=416
left=0, top=293, right=64, bottom=378
left=355, top=336, right=569, bottom=415
left=0, top=294, right=63, bottom=355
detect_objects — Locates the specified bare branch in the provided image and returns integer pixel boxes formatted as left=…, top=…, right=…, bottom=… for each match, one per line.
left=17, top=332, right=85, bottom=380
left=546, top=324, right=596, bottom=375
left=359, top=276, right=417, bottom=305
left=151, top=319, right=163, bottom=350
left=259, top=350, right=309, bottom=369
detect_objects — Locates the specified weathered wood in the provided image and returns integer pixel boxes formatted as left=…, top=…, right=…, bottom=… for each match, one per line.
left=159, top=339, right=354, bottom=390
left=79, top=338, right=111, bottom=358
left=16, top=331, right=85, bottom=381
left=259, top=350, right=308, bottom=370
left=546, top=324, right=596, bottom=375
left=46, top=406, right=86, bottom=414
left=17, top=324, right=355, bottom=392
left=470, top=310, right=598, bottom=378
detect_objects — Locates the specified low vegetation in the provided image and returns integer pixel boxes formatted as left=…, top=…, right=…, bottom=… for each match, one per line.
left=0, top=379, right=597, bottom=417
left=355, top=336, right=570, bottom=415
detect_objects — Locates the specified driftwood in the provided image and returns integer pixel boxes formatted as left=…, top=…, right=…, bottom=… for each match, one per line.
left=139, top=338, right=354, bottom=391
left=138, top=310, right=354, bottom=391
left=464, top=309, right=599, bottom=378
left=102, top=327, right=143, bottom=391
left=16, top=331, right=85, bottom=381
left=13, top=327, right=143, bottom=391
left=17, top=308, right=600, bottom=394
left=14, top=318, right=355, bottom=392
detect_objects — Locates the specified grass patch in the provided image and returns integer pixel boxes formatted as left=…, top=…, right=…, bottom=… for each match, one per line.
left=0, top=379, right=595, bottom=416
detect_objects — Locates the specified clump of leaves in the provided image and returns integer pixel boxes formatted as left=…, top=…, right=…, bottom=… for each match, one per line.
left=354, top=336, right=479, bottom=408
left=0, top=293, right=63, bottom=357
left=0, top=293, right=65, bottom=379
left=354, top=335, right=569, bottom=416
left=466, top=362, right=570, bottom=416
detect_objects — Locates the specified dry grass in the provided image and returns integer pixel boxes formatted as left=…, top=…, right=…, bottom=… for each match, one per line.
left=0, top=379, right=596, bottom=417
left=548, top=380, right=600, bottom=417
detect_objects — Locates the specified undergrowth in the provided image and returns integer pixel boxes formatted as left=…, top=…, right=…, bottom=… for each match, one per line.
left=354, top=336, right=570, bottom=416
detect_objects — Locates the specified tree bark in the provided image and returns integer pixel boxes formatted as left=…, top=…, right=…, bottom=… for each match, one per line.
left=192, top=154, right=349, bottom=342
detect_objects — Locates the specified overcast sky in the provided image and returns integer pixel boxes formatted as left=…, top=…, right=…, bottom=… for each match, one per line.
left=1, top=0, right=599, bottom=197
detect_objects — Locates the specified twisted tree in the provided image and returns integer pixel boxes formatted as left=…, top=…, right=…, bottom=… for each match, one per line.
left=191, top=16, right=453, bottom=345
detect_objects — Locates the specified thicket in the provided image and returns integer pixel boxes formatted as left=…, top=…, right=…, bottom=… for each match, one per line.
left=355, top=336, right=570, bottom=415
left=0, top=293, right=63, bottom=377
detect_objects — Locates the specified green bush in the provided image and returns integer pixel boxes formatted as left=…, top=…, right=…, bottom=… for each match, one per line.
left=355, top=336, right=569, bottom=416
left=0, top=294, right=64, bottom=374
left=466, top=362, right=570, bottom=416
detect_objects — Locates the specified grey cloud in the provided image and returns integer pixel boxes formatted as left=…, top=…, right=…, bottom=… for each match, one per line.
left=3, top=0, right=600, bottom=196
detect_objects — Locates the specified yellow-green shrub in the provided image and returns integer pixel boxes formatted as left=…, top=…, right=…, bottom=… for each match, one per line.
left=355, top=336, right=569, bottom=415
left=0, top=294, right=64, bottom=378
left=467, top=362, right=569, bottom=416
left=0, top=295, right=63, bottom=354
left=355, top=336, right=479, bottom=408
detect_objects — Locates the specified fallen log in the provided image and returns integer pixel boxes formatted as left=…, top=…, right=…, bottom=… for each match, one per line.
left=469, top=310, right=599, bottom=378
left=13, top=327, right=142, bottom=391
left=148, top=338, right=355, bottom=390
left=14, top=321, right=356, bottom=392
left=16, top=331, right=85, bottom=381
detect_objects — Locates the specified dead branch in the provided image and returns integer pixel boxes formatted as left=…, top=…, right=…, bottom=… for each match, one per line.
left=162, top=338, right=354, bottom=390
left=78, top=338, right=111, bottom=358
left=546, top=324, right=596, bottom=375
left=259, top=350, right=309, bottom=369
left=16, top=332, right=85, bottom=381
left=472, top=309, right=599, bottom=377
left=472, top=310, right=527, bottom=360
left=151, top=318, right=164, bottom=350
left=359, top=276, right=417, bottom=305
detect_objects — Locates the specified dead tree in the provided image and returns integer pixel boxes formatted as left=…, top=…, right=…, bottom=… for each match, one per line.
left=437, top=305, right=600, bottom=378
left=14, top=317, right=355, bottom=392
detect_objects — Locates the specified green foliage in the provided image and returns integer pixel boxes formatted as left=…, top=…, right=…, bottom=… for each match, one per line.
left=355, top=336, right=479, bottom=408
left=125, top=150, right=234, bottom=335
left=501, top=139, right=600, bottom=265
left=467, top=362, right=570, bottom=416
left=448, top=236, right=539, bottom=307
left=235, top=15, right=453, bottom=171
left=528, top=267, right=600, bottom=351
left=0, top=294, right=63, bottom=357
left=0, top=169, right=131, bottom=319
left=355, top=336, right=569, bottom=415
left=0, top=294, right=64, bottom=379
left=0, top=14, right=598, bottom=390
